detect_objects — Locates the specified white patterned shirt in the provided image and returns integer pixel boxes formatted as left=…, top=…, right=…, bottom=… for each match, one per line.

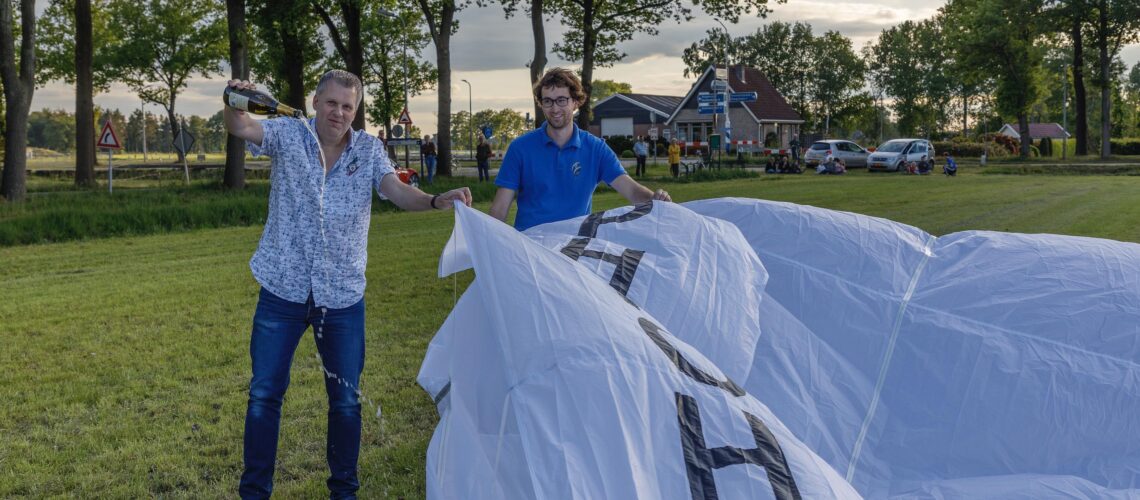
left=247, top=117, right=394, bottom=308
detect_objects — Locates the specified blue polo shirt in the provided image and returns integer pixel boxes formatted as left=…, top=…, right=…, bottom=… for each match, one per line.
left=495, top=123, right=626, bottom=231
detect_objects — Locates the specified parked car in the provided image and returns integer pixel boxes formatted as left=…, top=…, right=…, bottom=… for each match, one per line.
left=394, top=162, right=420, bottom=188
left=867, top=139, right=936, bottom=172
left=802, top=140, right=870, bottom=168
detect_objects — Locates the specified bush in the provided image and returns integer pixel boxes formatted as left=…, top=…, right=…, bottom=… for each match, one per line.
left=605, top=136, right=634, bottom=156
left=932, top=141, right=990, bottom=157
left=620, top=150, right=633, bottom=158
left=1110, top=139, right=1140, bottom=155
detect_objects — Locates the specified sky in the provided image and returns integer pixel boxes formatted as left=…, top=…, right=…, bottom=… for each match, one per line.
left=29, top=0, right=1140, bottom=137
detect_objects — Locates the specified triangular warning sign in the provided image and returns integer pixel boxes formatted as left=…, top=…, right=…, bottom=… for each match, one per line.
left=398, top=108, right=413, bottom=125
left=97, top=121, right=122, bottom=149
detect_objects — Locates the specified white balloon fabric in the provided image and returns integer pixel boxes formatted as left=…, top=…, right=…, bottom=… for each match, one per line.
left=685, top=198, right=1140, bottom=498
left=420, top=202, right=858, bottom=499
left=419, top=198, right=1140, bottom=499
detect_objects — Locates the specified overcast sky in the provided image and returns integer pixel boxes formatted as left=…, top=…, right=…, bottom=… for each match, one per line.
left=30, top=1, right=1140, bottom=136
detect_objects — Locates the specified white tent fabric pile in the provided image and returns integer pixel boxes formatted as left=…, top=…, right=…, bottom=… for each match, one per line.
left=418, top=199, right=1140, bottom=499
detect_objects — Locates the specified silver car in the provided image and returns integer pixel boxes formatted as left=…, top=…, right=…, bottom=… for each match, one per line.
left=867, top=139, right=936, bottom=172
left=802, top=140, right=870, bottom=168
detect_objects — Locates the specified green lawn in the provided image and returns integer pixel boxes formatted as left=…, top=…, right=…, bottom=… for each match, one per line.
left=2, top=172, right=1139, bottom=497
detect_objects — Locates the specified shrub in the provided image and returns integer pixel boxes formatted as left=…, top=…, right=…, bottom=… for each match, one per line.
left=605, top=135, right=633, bottom=156
left=621, top=150, right=634, bottom=158
left=932, top=141, right=990, bottom=157
left=1039, top=137, right=1053, bottom=157
left=1110, top=139, right=1140, bottom=155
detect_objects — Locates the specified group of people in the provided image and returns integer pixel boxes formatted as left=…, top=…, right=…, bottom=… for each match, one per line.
left=412, top=134, right=494, bottom=184
left=224, top=67, right=670, bottom=499
left=816, top=154, right=848, bottom=175
left=905, top=153, right=958, bottom=176
left=764, top=155, right=803, bottom=174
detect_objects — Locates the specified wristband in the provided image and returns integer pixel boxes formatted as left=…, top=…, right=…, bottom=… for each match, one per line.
left=430, top=194, right=440, bottom=209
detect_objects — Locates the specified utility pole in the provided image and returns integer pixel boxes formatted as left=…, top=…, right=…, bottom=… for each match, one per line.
left=462, top=79, right=473, bottom=161
left=1062, top=64, right=1068, bottom=160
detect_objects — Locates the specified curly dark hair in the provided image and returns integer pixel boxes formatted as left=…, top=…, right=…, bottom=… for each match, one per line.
left=533, top=68, right=587, bottom=106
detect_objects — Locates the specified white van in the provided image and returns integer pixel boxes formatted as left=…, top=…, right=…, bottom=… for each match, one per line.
left=867, top=139, right=936, bottom=172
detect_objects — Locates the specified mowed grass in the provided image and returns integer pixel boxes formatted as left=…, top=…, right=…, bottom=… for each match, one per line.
left=2, top=171, right=1139, bottom=498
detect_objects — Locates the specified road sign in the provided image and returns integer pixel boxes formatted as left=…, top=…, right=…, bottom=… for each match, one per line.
left=698, top=106, right=725, bottom=114
left=648, top=127, right=658, bottom=140
left=697, top=93, right=725, bottom=103
left=662, top=129, right=671, bottom=140
left=387, top=138, right=422, bottom=147
left=729, top=92, right=758, bottom=102
left=715, top=68, right=728, bottom=80
left=710, top=79, right=728, bottom=91
left=172, top=129, right=195, bottom=156
left=392, top=124, right=404, bottom=138
left=482, top=125, right=493, bottom=139
left=398, top=107, right=413, bottom=125
left=97, top=121, right=122, bottom=149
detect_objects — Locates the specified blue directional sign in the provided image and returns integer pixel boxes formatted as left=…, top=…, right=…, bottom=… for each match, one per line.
left=697, top=93, right=725, bottom=103
left=698, top=106, right=725, bottom=114
left=729, top=92, right=758, bottom=102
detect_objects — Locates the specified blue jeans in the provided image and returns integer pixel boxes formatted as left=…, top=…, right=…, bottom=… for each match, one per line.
left=239, top=288, right=365, bottom=500
left=424, top=155, right=437, bottom=183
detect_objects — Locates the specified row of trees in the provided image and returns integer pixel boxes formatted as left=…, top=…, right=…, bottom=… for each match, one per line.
left=683, top=0, right=1140, bottom=159
left=25, top=107, right=230, bottom=155
left=2, top=0, right=779, bottom=201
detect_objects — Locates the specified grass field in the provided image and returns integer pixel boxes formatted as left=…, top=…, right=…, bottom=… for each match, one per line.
left=2, top=172, right=1139, bottom=497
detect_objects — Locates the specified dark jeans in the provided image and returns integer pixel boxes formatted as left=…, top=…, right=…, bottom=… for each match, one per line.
left=477, top=159, right=490, bottom=182
left=635, top=155, right=647, bottom=176
left=239, top=288, right=366, bottom=500
left=424, top=155, right=437, bottom=183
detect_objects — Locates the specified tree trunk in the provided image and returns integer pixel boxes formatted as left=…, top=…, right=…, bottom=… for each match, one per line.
left=435, top=2, right=456, bottom=177
left=224, top=0, right=248, bottom=190
left=1097, top=1, right=1111, bottom=159
left=530, top=0, right=546, bottom=129
left=341, top=1, right=366, bottom=130
left=280, top=24, right=308, bottom=113
left=75, top=0, right=96, bottom=187
left=1, top=0, right=36, bottom=202
left=575, top=1, right=597, bottom=130
left=1018, top=113, right=1031, bottom=158
left=165, top=99, right=185, bottom=164
left=1072, top=19, right=1089, bottom=156
left=961, top=94, right=968, bottom=138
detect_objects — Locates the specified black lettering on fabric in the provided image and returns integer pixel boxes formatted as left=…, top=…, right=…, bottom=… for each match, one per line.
left=638, top=318, right=745, bottom=397
left=560, top=238, right=645, bottom=297
left=676, top=393, right=803, bottom=500
left=576, top=202, right=654, bottom=238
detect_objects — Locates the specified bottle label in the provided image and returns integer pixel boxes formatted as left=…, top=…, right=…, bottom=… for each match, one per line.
left=228, top=93, right=250, bottom=111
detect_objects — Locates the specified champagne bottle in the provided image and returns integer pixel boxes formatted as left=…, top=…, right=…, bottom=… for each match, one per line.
left=223, top=86, right=305, bottom=118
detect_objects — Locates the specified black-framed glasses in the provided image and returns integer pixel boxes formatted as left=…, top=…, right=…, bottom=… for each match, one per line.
left=539, top=96, right=572, bottom=108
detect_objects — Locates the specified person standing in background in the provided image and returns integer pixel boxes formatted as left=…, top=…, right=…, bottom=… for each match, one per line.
left=421, top=135, right=437, bottom=184
left=476, top=135, right=493, bottom=182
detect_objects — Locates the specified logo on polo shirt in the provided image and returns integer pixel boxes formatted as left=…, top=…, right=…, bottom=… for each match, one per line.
left=346, top=160, right=360, bottom=176
left=571, top=161, right=581, bottom=176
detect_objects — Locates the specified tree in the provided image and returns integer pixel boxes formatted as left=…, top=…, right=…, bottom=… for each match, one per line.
left=590, top=79, right=632, bottom=106
left=313, top=0, right=368, bottom=130
left=451, top=108, right=527, bottom=150
left=811, top=30, right=867, bottom=137
left=550, top=0, right=775, bottom=131
left=1, top=0, right=36, bottom=202
left=225, top=0, right=248, bottom=189
left=364, top=2, right=436, bottom=140
left=37, top=0, right=114, bottom=187
left=947, top=0, right=1047, bottom=157
left=501, top=0, right=548, bottom=128
left=1090, top=0, right=1140, bottom=157
left=866, top=20, right=953, bottom=137
left=247, top=0, right=324, bottom=112
left=27, top=109, right=76, bottom=152
left=418, top=0, right=467, bottom=177
left=1043, top=0, right=1093, bottom=154
left=109, top=0, right=227, bottom=163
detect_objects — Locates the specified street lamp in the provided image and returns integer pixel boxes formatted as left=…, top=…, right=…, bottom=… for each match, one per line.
left=1061, top=64, right=1068, bottom=160
left=461, top=78, right=473, bottom=160
left=714, top=19, right=730, bottom=163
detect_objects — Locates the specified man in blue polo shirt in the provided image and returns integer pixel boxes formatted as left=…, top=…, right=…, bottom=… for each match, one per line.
left=224, top=70, right=471, bottom=499
left=490, top=68, right=671, bottom=231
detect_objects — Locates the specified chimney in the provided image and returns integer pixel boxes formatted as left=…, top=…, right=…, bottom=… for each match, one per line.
left=739, top=65, right=746, bottom=84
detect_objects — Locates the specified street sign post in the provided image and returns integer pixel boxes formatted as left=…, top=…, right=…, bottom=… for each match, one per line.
left=729, top=92, right=758, bottom=102
left=398, top=107, right=413, bottom=125
left=97, top=121, right=122, bottom=193
left=697, top=93, right=726, bottom=103
left=698, top=106, right=725, bottom=114
left=710, top=79, right=728, bottom=91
